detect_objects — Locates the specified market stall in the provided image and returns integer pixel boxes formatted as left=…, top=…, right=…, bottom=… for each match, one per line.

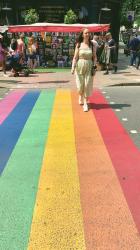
left=0, top=25, right=8, bottom=33
left=8, top=23, right=110, bottom=67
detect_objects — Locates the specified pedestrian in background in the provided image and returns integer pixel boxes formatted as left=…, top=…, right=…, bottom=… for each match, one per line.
left=103, top=32, right=118, bottom=74
left=71, top=28, right=96, bottom=112
left=96, top=34, right=105, bottom=62
left=128, top=35, right=140, bottom=66
left=9, top=38, right=20, bottom=76
left=0, top=34, right=7, bottom=76
left=17, top=33, right=25, bottom=63
left=91, top=35, right=99, bottom=53
left=27, top=36, right=37, bottom=69
left=136, top=41, right=140, bottom=70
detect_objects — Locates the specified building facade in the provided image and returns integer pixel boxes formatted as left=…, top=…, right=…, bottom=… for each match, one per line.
left=0, top=0, right=122, bottom=41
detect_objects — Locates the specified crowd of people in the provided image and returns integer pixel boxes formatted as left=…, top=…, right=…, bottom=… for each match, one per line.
left=0, top=32, right=40, bottom=77
left=0, top=30, right=118, bottom=78
left=93, top=32, right=118, bottom=74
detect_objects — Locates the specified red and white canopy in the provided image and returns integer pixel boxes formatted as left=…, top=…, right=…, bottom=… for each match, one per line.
left=8, top=22, right=110, bottom=33
left=0, top=25, right=8, bottom=33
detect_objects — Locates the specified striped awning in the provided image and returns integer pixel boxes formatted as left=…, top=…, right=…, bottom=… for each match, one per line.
left=8, top=22, right=110, bottom=33
left=0, top=25, right=8, bottom=33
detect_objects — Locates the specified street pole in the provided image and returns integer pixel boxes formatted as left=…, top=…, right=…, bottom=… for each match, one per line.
left=2, top=5, right=12, bottom=25
left=98, top=6, right=111, bottom=25
left=5, top=11, right=9, bottom=25
left=98, top=10, right=102, bottom=24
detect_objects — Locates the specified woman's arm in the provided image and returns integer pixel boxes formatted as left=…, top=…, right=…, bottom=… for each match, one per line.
left=108, top=39, right=116, bottom=49
left=71, top=44, right=79, bottom=74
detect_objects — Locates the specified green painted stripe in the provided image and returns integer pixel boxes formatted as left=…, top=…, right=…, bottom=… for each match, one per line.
left=0, top=90, right=55, bottom=250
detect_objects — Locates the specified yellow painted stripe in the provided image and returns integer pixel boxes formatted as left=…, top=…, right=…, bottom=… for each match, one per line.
left=28, top=90, right=86, bottom=250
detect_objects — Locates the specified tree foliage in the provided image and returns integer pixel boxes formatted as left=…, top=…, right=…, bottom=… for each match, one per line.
left=64, top=9, right=77, bottom=24
left=24, top=9, right=39, bottom=24
left=120, top=0, right=140, bottom=27
left=135, top=16, right=140, bottom=26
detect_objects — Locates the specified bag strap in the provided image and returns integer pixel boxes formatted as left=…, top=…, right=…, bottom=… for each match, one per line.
left=91, top=42, right=94, bottom=63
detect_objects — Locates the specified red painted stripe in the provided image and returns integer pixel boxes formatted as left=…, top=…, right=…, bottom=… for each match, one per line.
left=0, top=90, right=26, bottom=124
left=90, top=89, right=140, bottom=232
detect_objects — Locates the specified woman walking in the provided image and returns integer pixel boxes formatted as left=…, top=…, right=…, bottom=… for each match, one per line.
left=71, top=28, right=96, bottom=112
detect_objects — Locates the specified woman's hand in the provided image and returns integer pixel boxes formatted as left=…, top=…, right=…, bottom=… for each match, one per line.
left=71, top=68, right=75, bottom=74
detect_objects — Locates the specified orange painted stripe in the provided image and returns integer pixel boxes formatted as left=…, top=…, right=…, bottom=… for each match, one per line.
left=71, top=91, right=140, bottom=250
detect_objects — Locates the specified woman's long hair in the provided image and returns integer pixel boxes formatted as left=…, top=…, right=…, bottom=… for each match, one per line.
left=76, top=28, right=92, bottom=48
left=11, top=39, right=18, bottom=51
left=0, top=37, right=4, bottom=48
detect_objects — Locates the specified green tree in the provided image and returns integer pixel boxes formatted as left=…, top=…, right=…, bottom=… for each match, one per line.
left=120, top=0, right=140, bottom=27
left=24, top=9, right=39, bottom=24
left=135, top=15, right=140, bottom=26
left=64, top=9, right=77, bottom=24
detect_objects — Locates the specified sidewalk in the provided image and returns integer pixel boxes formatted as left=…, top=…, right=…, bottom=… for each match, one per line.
left=0, top=45, right=140, bottom=90
left=95, top=45, right=140, bottom=88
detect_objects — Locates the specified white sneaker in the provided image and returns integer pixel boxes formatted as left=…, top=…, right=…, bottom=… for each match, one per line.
left=78, top=96, right=84, bottom=105
left=83, top=103, right=88, bottom=112
left=3, top=74, right=8, bottom=77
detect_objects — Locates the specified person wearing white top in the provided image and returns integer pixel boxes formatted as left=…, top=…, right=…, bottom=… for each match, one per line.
left=91, top=35, right=99, bottom=52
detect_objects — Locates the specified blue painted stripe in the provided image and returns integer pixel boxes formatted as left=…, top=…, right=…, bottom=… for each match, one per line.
left=0, top=91, right=40, bottom=175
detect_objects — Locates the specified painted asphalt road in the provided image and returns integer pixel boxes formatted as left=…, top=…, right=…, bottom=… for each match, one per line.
left=1, top=89, right=140, bottom=249
left=101, top=86, right=140, bottom=149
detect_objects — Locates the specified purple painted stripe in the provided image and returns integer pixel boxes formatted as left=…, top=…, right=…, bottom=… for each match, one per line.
left=0, top=90, right=27, bottom=125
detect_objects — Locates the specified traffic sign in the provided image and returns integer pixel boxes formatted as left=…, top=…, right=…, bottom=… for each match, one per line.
left=127, top=11, right=135, bottom=21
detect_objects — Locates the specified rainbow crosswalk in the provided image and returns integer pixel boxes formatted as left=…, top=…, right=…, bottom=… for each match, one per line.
left=0, top=89, right=140, bottom=249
